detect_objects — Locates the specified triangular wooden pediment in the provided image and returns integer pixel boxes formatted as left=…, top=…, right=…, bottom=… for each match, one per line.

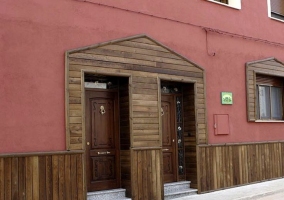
left=67, top=34, right=203, bottom=72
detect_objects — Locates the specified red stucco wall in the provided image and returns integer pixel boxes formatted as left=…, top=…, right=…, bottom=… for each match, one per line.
left=1, top=0, right=284, bottom=153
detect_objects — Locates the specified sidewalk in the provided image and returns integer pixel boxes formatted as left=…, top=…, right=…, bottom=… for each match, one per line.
left=177, top=178, right=284, bottom=200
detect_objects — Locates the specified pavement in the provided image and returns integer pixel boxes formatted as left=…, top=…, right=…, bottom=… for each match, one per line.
left=176, top=178, right=284, bottom=200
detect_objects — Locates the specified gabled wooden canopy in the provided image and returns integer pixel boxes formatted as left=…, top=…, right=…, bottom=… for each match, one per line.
left=66, top=34, right=207, bottom=151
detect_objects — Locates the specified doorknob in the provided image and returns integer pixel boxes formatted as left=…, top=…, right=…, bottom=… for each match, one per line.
left=87, top=142, right=90, bottom=146
left=173, top=139, right=175, bottom=142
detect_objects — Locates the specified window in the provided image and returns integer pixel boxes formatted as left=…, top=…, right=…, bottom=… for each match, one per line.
left=268, top=0, right=284, bottom=21
left=257, top=74, right=283, bottom=120
left=246, top=58, right=284, bottom=122
left=207, top=0, right=241, bottom=9
left=215, top=0, right=228, bottom=3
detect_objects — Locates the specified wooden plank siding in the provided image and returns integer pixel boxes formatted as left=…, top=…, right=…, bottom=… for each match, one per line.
left=0, top=152, right=84, bottom=200
left=198, top=142, right=284, bottom=193
left=132, top=75, right=160, bottom=147
left=246, top=58, right=284, bottom=121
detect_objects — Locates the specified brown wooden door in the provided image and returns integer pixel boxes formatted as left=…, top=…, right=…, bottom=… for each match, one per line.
left=85, top=90, right=120, bottom=192
left=161, top=94, right=177, bottom=183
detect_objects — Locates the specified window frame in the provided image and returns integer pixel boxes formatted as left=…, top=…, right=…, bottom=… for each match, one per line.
left=267, top=0, right=284, bottom=23
left=206, top=0, right=242, bottom=10
left=256, top=84, right=283, bottom=120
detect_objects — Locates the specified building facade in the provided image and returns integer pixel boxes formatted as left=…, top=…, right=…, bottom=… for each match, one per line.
left=1, top=0, right=284, bottom=199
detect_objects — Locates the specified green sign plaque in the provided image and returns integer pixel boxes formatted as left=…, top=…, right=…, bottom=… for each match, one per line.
left=221, top=92, right=233, bottom=105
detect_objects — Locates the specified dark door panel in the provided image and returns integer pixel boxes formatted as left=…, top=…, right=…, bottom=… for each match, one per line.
left=85, top=90, right=120, bottom=192
left=162, top=94, right=177, bottom=183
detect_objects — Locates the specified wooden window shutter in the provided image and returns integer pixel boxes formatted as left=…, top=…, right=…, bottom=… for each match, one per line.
left=271, top=0, right=284, bottom=16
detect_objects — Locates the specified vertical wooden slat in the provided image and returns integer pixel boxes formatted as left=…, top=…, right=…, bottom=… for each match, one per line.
left=70, top=155, right=78, bottom=200
left=212, top=146, right=217, bottom=190
left=260, top=144, right=264, bottom=180
left=64, top=155, right=71, bottom=200
left=45, top=156, right=52, bottom=200
left=39, top=156, right=46, bottom=200
left=25, top=157, right=32, bottom=200
left=244, top=145, right=248, bottom=184
left=220, top=147, right=225, bottom=188
left=76, top=154, right=84, bottom=200
left=208, top=146, right=214, bottom=190
left=256, top=145, right=261, bottom=181
left=228, top=146, right=233, bottom=186
left=52, top=155, right=59, bottom=200
left=156, top=149, right=162, bottom=200
left=216, top=147, right=221, bottom=188
left=4, top=157, right=12, bottom=200
left=0, top=158, right=5, bottom=200
left=11, top=157, right=19, bottom=200
left=131, top=150, right=138, bottom=200
left=266, top=144, right=270, bottom=179
left=58, top=155, right=65, bottom=200
left=269, top=144, right=274, bottom=179
left=147, top=151, right=153, bottom=199
left=278, top=143, right=282, bottom=177
left=142, top=151, right=148, bottom=200
left=18, top=157, right=26, bottom=200
left=205, top=147, right=210, bottom=190
left=32, top=156, right=39, bottom=200
left=137, top=151, right=142, bottom=200
left=200, top=147, right=206, bottom=191
left=151, top=150, right=156, bottom=200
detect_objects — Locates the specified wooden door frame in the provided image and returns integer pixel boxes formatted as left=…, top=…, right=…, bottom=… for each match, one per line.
left=158, top=76, right=199, bottom=184
left=81, top=70, right=132, bottom=194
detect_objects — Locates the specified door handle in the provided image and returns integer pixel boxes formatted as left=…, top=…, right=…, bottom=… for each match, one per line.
left=100, top=105, right=106, bottom=115
left=98, top=151, right=111, bottom=155
left=87, top=142, right=90, bottom=146
left=162, top=149, right=169, bottom=151
left=161, top=108, right=164, bottom=116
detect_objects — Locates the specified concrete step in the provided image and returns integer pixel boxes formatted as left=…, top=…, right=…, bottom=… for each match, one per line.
left=164, top=181, right=197, bottom=200
left=164, top=181, right=191, bottom=194
left=87, top=188, right=131, bottom=200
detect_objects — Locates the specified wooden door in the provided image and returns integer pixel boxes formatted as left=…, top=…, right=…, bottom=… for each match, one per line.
left=85, top=90, right=120, bottom=192
left=161, top=94, right=177, bottom=183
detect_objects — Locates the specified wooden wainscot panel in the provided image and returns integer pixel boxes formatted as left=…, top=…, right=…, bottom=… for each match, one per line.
left=198, top=142, right=284, bottom=193
left=0, top=151, right=84, bottom=200
left=131, top=148, right=162, bottom=200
